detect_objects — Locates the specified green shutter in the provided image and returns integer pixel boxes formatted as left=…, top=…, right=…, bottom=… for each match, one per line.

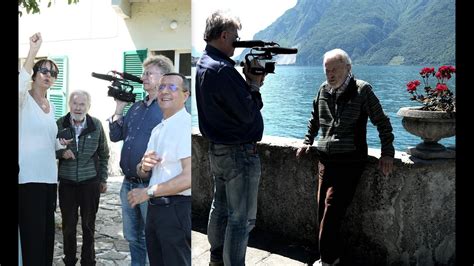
left=123, top=49, right=147, bottom=114
left=48, top=56, right=68, bottom=120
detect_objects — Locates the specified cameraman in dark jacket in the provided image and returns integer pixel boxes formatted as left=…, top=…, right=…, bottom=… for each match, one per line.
left=195, top=10, right=266, bottom=266
left=56, top=90, right=110, bottom=266
left=297, top=48, right=394, bottom=266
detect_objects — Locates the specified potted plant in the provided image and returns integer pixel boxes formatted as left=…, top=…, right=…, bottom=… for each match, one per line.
left=397, top=66, right=456, bottom=159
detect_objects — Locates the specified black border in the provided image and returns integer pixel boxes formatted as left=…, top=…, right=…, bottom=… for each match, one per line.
left=455, top=0, right=471, bottom=265
left=4, top=1, right=20, bottom=265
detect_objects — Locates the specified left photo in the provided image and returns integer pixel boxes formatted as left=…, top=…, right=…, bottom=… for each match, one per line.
left=18, top=0, right=191, bottom=265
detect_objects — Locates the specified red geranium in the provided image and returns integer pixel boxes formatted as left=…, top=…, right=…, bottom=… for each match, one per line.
left=406, top=65, right=456, bottom=112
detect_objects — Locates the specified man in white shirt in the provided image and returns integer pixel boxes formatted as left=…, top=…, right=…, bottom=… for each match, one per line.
left=128, top=72, right=191, bottom=266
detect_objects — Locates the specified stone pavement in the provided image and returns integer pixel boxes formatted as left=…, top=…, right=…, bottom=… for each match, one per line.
left=52, top=176, right=317, bottom=265
left=192, top=230, right=309, bottom=265
left=191, top=214, right=317, bottom=266
left=53, top=176, right=131, bottom=265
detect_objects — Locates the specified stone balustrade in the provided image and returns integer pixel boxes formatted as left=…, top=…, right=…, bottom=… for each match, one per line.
left=192, top=132, right=455, bottom=265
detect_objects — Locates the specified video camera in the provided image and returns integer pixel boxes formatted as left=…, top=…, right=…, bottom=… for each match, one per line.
left=91, top=71, right=143, bottom=103
left=233, top=40, right=298, bottom=75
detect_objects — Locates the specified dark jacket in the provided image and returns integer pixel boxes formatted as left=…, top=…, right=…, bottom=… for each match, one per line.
left=304, top=76, right=394, bottom=160
left=195, top=44, right=264, bottom=144
left=56, top=113, right=110, bottom=183
left=108, top=96, right=162, bottom=177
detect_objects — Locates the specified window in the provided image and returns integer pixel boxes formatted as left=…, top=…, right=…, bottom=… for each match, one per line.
left=179, top=53, right=191, bottom=76
left=152, top=50, right=175, bottom=65
left=48, top=56, right=68, bottom=120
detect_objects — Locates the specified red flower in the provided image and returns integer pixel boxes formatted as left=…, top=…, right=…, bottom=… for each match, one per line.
left=436, top=65, right=455, bottom=83
left=406, top=80, right=420, bottom=92
left=420, top=67, right=435, bottom=77
left=436, top=83, right=448, bottom=92
left=405, top=65, right=455, bottom=112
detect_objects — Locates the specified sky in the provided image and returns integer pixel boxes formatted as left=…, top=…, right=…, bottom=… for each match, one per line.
left=192, top=0, right=298, bottom=55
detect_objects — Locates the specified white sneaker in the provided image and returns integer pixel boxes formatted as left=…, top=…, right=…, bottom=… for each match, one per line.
left=313, top=258, right=340, bottom=266
left=313, top=259, right=323, bottom=266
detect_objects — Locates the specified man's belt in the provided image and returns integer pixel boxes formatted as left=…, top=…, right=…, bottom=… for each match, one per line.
left=210, top=142, right=258, bottom=154
left=148, top=195, right=191, bottom=206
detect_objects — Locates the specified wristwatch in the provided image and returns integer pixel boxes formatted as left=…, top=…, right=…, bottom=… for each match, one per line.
left=147, top=187, right=154, bottom=198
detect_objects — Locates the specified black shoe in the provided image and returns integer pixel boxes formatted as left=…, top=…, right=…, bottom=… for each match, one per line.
left=63, top=257, right=78, bottom=266
left=209, top=261, right=224, bottom=266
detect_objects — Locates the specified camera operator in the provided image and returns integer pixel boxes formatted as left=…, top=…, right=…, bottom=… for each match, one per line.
left=195, top=10, right=266, bottom=266
left=107, top=55, right=173, bottom=266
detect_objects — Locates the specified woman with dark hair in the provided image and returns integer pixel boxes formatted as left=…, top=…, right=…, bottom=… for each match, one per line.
left=19, top=32, right=69, bottom=265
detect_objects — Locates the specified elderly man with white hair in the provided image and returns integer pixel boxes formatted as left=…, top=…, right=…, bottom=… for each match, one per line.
left=297, top=48, right=395, bottom=266
left=56, top=89, right=110, bottom=266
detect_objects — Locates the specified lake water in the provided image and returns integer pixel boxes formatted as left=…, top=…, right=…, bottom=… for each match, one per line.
left=190, top=65, right=456, bottom=152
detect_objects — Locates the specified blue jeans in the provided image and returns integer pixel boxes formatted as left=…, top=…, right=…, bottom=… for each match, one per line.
left=120, top=178, right=149, bottom=266
left=207, top=143, right=261, bottom=265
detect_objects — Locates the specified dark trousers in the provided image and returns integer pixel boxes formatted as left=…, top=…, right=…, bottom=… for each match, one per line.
left=59, top=180, right=100, bottom=266
left=317, top=160, right=365, bottom=264
left=19, top=183, right=57, bottom=266
left=145, top=196, right=191, bottom=266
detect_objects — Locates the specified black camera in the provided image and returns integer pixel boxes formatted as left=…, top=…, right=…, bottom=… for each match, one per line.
left=233, top=40, right=298, bottom=75
left=57, top=128, right=73, bottom=140
left=91, top=71, right=143, bottom=103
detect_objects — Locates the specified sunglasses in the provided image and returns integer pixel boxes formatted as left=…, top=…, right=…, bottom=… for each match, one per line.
left=37, top=67, right=58, bottom=78
left=158, top=84, right=181, bottom=92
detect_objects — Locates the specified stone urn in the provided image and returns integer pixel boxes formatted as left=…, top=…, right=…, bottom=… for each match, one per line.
left=397, top=107, right=455, bottom=159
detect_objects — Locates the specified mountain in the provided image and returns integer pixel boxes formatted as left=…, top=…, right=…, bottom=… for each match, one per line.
left=247, top=0, right=455, bottom=66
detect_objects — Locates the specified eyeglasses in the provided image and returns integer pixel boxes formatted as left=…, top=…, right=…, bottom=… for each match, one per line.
left=227, top=31, right=240, bottom=42
left=37, top=67, right=58, bottom=78
left=142, top=71, right=162, bottom=77
left=158, top=84, right=181, bottom=92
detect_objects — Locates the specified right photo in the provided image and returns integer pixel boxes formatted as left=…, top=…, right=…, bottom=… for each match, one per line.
left=190, top=0, right=455, bottom=265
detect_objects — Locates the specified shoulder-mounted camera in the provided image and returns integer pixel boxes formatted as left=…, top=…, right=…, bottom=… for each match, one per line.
left=233, top=40, right=298, bottom=75
left=91, top=71, right=143, bottom=103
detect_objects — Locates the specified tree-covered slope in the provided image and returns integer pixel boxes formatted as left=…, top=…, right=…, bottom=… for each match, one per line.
left=250, top=0, right=455, bottom=65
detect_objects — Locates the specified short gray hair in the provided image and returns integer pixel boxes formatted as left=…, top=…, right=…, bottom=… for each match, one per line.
left=204, top=10, right=242, bottom=42
left=323, top=48, right=352, bottom=66
left=143, top=55, right=174, bottom=75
